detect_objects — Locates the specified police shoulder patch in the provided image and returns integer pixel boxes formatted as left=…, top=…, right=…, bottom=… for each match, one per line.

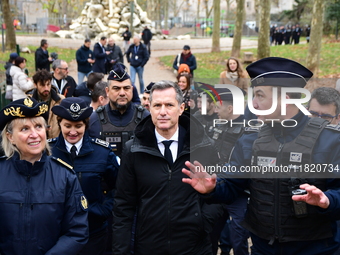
left=47, top=137, right=57, bottom=143
left=92, top=138, right=109, bottom=148
left=80, top=195, right=88, bottom=211
left=244, top=126, right=260, bottom=133
left=51, top=156, right=75, bottom=173
left=325, top=124, right=340, bottom=132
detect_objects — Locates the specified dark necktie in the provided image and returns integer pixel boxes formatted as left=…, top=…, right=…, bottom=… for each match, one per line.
left=70, top=145, right=77, bottom=161
left=162, top=140, right=174, bottom=167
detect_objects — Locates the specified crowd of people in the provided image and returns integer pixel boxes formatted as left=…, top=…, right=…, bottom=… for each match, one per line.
left=1, top=30, right=340, bottom=255
left=270, top=23, right=310, bottom=46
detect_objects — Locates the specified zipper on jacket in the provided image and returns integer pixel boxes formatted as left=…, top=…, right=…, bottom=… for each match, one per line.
left=167, top=165, right=172, bottom=252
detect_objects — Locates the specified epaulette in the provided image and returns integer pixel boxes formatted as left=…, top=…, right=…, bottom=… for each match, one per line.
left=325, top=124, right=340, bottom=131
left=92, top=138, right=110, bottom=148
left=51, top=156, right=75, bottom=173
left=47, top=137, right=57, bottom=143
left=244, top=126, right=261, bottom=133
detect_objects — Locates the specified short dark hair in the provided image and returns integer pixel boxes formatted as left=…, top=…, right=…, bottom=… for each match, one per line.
left=308, top=87, right=340, bottom=115
left=100, top=36, right=107, bottom=41
left=149, top=80, right=183, bottom=105
left=91, top=81, right=108, bottom=103
left=87, top=72, right=104, bottom=90
left=40, top=39, right=47, bottom=47
left=32, top=69, right=52, bottom=84
left=84, top=38, right=91, bottom=43
left=14, top=57, right=26, bottom=67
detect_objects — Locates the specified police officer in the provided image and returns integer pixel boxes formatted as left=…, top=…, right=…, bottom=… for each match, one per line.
left=0, top=97, right=88, bottom=254
left=49, top=97, right=119, bottom=255
left=183, top=57, right=340, bottom=255
left=210, top=88, right=249, bottom=255
left=193, top=88, right=219, bottom=139
left=88, top=62, right=149, bottom=157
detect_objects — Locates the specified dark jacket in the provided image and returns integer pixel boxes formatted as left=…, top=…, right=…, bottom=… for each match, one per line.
left=92, top=42, right=107, bottom=74
left=76, top=45, right=94, bottom=74
left=52, top=75, right=78, bottom=97
left=122, top=30, right=132, bottom=41
left=105, top=43, right=124, bottom=72
left=74, top=81, right=92, bottom=106
left=49, top=132, right=119, bottom=235
left=112, top=113, right=224, bottom=255
left=126, top=43, right=149, bottom=68
left=4, top=62, right=14, bottom=85
left=0, top=152, right=88, bottom=255
left=172, top=53, right=197, bottom=76
left=141, top=28, right=152, bottom=44
left=210, top=112, right=340, bottom=252
left=35, top=47, right=52, bottom=71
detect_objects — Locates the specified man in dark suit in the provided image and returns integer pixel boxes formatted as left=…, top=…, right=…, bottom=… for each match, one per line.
left=92, top=37, right=110, bottom=74
left=35, top=39, right=53, bottom=71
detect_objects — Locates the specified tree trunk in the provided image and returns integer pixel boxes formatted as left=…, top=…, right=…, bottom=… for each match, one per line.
left=257, top=0, right=270, bottom=59
left=306, top=0, right=325, bottom=75
left=212, top=0, right=221, bottom=52
left=231, top=0, right=245, bottom=58
left=3, top=0, right=17, bottom=51
left=164, top=0, right=169, bottom=29
left=196, top=0, right=201, bottom=20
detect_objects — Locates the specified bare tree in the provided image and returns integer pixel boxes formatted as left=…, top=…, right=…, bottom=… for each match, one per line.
left=254, top=0, right=260, bottom=31
left=231, top=0, right=245, bottom=58
left=2, top=0, right=17, bottom=51
left=306, top=0, right=325, bottom=74
left=257, top=0, right=271, bottom=59
left=204, top=0, right=214, bottom=19
left=212, top=0, right=220, bottom=52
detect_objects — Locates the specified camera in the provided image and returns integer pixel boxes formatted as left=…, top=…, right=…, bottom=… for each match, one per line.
left=290, top=188, right=308, bottom=218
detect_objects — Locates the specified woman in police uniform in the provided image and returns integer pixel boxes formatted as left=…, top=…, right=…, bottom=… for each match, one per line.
left=49, top=97, right=119, bottom=255
left=0, top=97, right=88, bottom=255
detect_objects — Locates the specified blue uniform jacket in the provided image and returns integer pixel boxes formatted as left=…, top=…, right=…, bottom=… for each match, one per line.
left=0, top=152, right=88, bottom=255
left=49, top=132, right=119, bottom=235
left=76, top=45, right=94, bottom=74
left=88, top=103, right=150, bottom=139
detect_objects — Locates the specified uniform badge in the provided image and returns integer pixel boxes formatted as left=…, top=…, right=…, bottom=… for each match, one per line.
left=81, top=195, right=88, bottom=210
left=290, top=152, right=302, bottom=162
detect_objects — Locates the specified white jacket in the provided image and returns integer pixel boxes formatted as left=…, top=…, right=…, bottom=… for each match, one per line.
left=10, top=65, right=34, bottom=101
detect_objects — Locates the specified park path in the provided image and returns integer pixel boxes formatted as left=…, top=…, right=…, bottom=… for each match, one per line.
left=16, top=36, right=258, bottom=94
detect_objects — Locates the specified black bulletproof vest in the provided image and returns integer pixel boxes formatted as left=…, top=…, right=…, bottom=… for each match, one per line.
left=244, top=118, right=332, bottom=243
left=212, top=124, right=243, bottom=164
left=96, top=105, right=144, bottom=157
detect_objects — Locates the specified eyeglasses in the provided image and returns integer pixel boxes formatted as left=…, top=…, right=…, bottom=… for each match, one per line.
left=309, top=110, right=337, bottom=122
left=58, top=67, right=68, bottom=70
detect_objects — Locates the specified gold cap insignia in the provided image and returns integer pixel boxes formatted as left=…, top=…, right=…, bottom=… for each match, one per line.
left=24, top=98, right=34, bottom=108
left=81, top=195, right=88, bottom=210
left=36, top=104, right=49, bottom=116
left=4, top=107, right=25, bottom=117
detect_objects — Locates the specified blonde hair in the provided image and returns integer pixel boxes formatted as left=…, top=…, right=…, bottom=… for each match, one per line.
left=1, top=117, right=51, bottom=159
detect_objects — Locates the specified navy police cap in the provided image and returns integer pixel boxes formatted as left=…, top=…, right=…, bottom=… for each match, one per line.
left=0, top=97, right=49, bottom=130
left=144, top=82, right=155, bottom=94
left=108, top=63, right=130, bottom=81
left=246, top=57, right=313, bottom=88
left=52, top=97, right=93, bottom=121
left=214, top=87, right=246, bottom=102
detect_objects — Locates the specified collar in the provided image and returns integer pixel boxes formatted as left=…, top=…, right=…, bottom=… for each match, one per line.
left=155, top=127, right=179, bottom=144
left=65, top=138, right=83, bottom=154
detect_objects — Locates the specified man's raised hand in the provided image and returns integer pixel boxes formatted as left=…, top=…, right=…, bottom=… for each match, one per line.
left=182, top=160, right=217, bottom=194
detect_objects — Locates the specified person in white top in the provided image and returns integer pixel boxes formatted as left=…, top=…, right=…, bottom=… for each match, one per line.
left=10, top=56, right=34, bottom=101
